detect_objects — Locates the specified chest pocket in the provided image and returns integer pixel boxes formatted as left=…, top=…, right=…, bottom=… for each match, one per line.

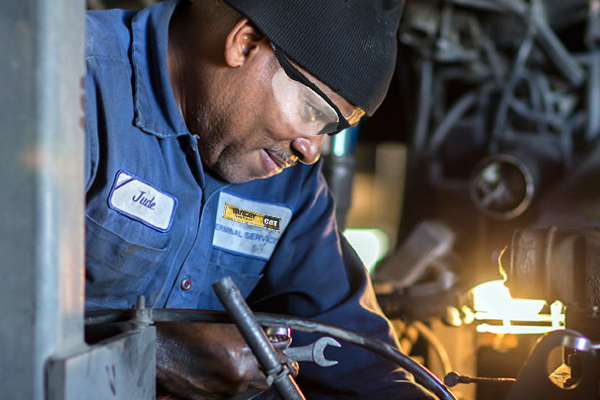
left=197, top=249, right=266, bottom=310
left=198, top=190, right=293, bottom=310
left=85, top=215, right=168, bottom=306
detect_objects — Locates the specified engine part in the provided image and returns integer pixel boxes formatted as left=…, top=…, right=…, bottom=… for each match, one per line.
left=506, top=330, right=598, bottom=400
left=397, top=0, right=592, bottom=295
left=375, top=220, right=455, bottom=289
left=374, top=221, right=460, bottom=320
left=506, top=227, right=600, bottom=341
left=469, top=153, right=537, bottom=220
left=506, top=227, right=600, bottom=308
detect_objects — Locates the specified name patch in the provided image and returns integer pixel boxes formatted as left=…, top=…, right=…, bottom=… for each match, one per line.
left=108, top=170, right=177, bottom=232
left=213, top=192, right=292, bottom=260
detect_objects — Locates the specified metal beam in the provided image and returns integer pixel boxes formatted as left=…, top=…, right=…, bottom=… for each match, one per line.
left=0, top=1, right=86, bottom=399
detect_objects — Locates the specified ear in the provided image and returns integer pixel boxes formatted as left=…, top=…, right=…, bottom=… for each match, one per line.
left=224, top=18, right=266, bottom=67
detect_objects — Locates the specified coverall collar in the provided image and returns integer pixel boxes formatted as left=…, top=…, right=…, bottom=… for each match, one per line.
left=131, top=0, right=189, bottom=138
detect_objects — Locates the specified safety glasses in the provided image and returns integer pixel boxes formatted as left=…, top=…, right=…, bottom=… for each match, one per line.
left=270, top=42, right=350, bottom=136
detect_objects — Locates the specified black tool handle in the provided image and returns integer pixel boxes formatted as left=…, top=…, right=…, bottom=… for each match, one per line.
left=213, top=276, right=305, bottom=400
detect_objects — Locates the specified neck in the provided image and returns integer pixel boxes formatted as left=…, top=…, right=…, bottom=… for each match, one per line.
left=167, top=6, right=186, bottom=120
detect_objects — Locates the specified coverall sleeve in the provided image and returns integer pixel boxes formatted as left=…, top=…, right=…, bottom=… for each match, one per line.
left=247, top=163, right=435, bottom=399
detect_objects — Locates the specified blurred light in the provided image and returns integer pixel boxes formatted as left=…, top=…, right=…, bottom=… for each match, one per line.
left=343, top=228, right=389, bottom=273
left=332, top=130, right=349, bottom=157
left=445, top=306, right=463, bottom=327
left=472, top=280, right=545, bottom=319
left=476, top=324, right=561, bottom=335
left=471, top=280, right=565, bottom=335
left=461, top=305, right=476, bottom=325
left=550, top=300, right=565, bottom=329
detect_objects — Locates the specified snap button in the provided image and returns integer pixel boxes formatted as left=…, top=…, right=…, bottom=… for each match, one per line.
left=181, top=278, right=192, bottom=291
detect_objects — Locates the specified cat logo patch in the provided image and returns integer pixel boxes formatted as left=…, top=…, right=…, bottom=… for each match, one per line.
left=223, top=203, right=282, bottom=232
left=213, top=192, right=292, bottom=260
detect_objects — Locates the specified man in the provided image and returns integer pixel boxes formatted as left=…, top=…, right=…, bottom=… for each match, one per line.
left=85, top=0, right=434, bottom=398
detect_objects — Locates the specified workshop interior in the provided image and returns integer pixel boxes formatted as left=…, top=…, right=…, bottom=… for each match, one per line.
left=3, top=0, right=600, bottom=399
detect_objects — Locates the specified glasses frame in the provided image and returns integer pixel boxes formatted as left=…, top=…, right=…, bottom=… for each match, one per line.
left=270, top=42, right=350, bottom=136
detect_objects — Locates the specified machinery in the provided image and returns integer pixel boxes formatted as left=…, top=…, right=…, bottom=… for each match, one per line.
left=366, top=0, right=600, bottom=399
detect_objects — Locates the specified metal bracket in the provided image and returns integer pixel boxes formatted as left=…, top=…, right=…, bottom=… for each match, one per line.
left=46, top=326, right=156, bottom=400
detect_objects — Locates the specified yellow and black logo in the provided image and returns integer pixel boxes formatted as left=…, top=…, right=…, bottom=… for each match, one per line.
left=223, top=203, right=282, bottom=232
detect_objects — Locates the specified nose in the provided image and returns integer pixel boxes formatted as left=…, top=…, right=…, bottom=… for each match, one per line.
left=291, top=135, right=324, bottom=165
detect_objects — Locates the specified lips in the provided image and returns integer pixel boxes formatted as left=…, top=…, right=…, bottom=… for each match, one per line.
left=265, top=149, right=289, bottom=169
left=259, top=150, right=283, bottom=176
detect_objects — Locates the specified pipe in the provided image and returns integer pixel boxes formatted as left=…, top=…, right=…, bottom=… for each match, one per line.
left=213, top=277, right=305, bottom=400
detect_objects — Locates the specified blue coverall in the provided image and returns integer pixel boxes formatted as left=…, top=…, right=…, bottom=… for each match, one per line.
left=84, top=1, right=433, bottom=398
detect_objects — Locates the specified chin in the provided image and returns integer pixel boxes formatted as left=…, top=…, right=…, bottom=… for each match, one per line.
left=209, top=166, right=267, bottom=184
left=210, top=156, right=284, bottom=183
left=233, top=171, right=281, bottom=184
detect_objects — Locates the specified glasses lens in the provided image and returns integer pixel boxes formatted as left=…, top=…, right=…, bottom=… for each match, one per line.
left=272, top=68, right=339, bottom=136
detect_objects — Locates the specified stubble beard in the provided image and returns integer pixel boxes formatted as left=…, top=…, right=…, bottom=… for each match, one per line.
left=192, top=102, right=252, bottom=184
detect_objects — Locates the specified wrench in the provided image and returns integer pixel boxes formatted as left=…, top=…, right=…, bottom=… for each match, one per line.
left=283, top=337, right=341, bottom=367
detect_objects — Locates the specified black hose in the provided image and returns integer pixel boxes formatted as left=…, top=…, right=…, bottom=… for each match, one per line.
left=253, top=314, right=456, bottom=400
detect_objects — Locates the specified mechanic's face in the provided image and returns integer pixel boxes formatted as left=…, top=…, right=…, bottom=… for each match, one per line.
left=200, top=57, right=360, bottom=183
left=178, top=20, right=362, bottom=183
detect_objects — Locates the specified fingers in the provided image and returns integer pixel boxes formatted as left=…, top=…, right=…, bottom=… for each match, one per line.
left=155, top=322, right=279, bottom=397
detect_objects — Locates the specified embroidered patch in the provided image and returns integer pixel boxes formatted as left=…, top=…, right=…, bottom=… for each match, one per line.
left=213, top=192, right=292, bottom=260
left=108, top=170, right=177, bottom=232
left=223, top=203, right=282, bottom=232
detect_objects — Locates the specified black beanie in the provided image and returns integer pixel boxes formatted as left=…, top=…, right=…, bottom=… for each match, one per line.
left=221, top=0, right=404, bottom=116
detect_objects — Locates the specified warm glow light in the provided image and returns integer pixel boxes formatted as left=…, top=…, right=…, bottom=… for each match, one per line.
left=473, top=312, right=557, bottom=322
left=476, top=324, right=561, bottom=335
left=471, top=280, right=565, bottom=335
left=343, top=229, right=389, bottom=273
left=472, top=280, right=545, bottom=319
left=550, top=300, right=565, bottom=329
left=461, top=305, right=476, bottom=325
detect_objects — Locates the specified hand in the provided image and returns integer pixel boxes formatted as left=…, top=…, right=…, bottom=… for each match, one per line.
left=155, top=322, right=291, bottom=400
